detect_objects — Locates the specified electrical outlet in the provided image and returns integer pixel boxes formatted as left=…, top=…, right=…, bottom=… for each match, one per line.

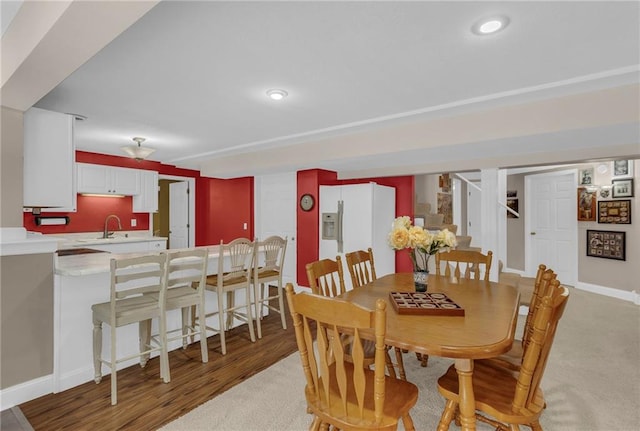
left=243, top=222, right=247, bottom=230
left=131, top=219, right=137, bottom=227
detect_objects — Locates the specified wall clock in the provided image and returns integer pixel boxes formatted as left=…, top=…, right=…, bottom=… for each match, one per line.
left=300, top=193, right=315, bottom=211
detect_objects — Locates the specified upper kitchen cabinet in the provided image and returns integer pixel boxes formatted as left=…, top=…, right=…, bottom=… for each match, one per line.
left=23, top=107, right=77, bottom=211
left=77, top=163, right=140, bottom=195
left=133, top=169, right=159, bottom=213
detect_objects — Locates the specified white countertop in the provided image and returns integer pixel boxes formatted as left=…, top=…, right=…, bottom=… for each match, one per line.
left=55, top=245, right=222, bottom=276
left=49, top=232, right=167, bottom=248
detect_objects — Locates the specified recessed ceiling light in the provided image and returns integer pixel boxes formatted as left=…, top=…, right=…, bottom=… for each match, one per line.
left=472, top=16, right=509, bottom=35
left=266, top=89, right=288, bottom=101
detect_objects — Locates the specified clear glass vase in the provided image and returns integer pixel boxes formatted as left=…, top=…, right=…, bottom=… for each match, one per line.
left=413, top=270, right=429, bottom=292
left=412, top=252, right=431, bottom=292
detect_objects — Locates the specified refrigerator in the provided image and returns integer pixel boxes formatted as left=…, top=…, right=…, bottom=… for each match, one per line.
left=319, top=183, right=396, bottom=291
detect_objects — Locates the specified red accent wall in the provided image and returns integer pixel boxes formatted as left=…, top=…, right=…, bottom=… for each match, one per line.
left=195, top=176, right=254, bottom=246
left=296, top=169, right=415, bottom=286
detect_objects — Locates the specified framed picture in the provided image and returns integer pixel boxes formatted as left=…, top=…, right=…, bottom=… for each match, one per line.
left=506, top=198, right=519, bottom=218
left=577, top=187, right=596, bottom=221
left=612, top=179, right=634, bottom=198
left=612, top=160, right=633, bottom=179
left=598, top=185, right=612, bottom=199
left=579, top=167, right=594, bottom=185
left=598, top=200, right=631, bottom=224
left=586, top=230, right=625, bottom=261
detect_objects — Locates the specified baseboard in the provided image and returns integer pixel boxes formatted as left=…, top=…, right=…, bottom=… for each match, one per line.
left=0, top=375, right=53, bottom=411
left=575, top=282, right=640, bottom=304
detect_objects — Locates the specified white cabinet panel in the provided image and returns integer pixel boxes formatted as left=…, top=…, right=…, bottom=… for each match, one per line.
left=112, top=167, right=140, bottom=195
left=77, top=163, right=140, bottom=195
left=133, top=170, right=159, bottom=213
left=88, top=239, right=167, bottom=253
left=23, top=107, right=76, bottom=211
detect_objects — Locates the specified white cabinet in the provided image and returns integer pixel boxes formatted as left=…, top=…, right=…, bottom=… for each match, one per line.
left=133, top=170, right=159, bottom=213
left=23, top=107, right=77, bottom=211
left=77, top=163, right=140, bottom=195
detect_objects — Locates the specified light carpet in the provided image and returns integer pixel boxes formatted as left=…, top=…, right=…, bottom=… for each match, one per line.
left=161, top=288, right=639, bottom=430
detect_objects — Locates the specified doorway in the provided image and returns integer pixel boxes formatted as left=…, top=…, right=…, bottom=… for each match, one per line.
left=254, top=172, right=297, bottom=288
left=154, top=175, right=196, bottom=249
left=525, top=169, right=577, bottom=286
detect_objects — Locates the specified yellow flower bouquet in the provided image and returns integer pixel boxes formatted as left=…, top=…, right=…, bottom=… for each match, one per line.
left=388, top=216, right=457, bottom=290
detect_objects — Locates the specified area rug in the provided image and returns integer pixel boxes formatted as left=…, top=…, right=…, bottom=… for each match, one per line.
left=160, top=288, right=638, bottom=430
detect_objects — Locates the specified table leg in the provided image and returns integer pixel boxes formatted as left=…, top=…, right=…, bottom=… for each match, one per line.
left=454, top=358, right=476, bottom=431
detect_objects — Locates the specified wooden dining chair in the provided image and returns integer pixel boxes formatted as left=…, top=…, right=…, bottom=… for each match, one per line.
left=436, top=277, right=569, bottom=431
left=481, top=265, right=556, bottom=372
left=345, top=248, right=407, bottom=380
left=285, top=284, right=419, bottom=430
left=195, top=238, right=256, bottom=355
left=305, top=256, right=346, bottom=297
left=92, top=254, right=169, bottom=405
left=435, top=249, right=493, bottom=281
left=345, top=247, right=377, bottom=287
left=252, top=235, right=287, bottom=339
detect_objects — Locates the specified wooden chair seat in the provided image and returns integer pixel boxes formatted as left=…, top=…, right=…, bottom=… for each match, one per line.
left=91, top=296, right=159, bottom=327
left=205, top=273, right=247, bottom=288
left=437, top=361, right=546, bottom=425
left=255, top=268, right=279, bottom=278
left=308, top=362, right=419, bottom=431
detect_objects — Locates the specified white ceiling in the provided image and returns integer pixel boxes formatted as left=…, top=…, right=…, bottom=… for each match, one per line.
left=17, top=1, right=640, bottom=176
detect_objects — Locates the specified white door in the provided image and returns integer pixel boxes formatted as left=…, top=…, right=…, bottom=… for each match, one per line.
left=254, top=172, right=297, bottom=287
left=169, top=181, right=190, bottom=249
left=525, top=170, right=577, bottom=286
left=467, top=183, right=482, bottom=248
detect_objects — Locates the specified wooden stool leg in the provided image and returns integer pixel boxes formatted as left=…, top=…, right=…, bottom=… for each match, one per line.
left=92, top=317, right=103, bottom=384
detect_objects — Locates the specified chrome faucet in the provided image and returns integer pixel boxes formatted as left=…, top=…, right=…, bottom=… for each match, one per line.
left=103, top=215, right=122, bottom=238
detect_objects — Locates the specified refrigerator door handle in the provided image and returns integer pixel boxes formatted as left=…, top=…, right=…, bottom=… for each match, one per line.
left=337, top=200, right=344, bottom=253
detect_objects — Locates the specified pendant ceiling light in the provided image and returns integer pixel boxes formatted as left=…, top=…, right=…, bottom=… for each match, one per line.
left=121, top=137, right=155, bottom=161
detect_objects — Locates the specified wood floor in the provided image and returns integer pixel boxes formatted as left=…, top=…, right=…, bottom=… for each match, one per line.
left=19, top=292, right=298, bottom=431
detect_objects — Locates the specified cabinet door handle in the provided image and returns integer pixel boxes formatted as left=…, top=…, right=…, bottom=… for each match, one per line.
left=530, top=232, right=536, bottom=235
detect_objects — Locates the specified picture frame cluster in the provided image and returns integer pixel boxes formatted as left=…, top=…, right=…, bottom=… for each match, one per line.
left=577, top=160, right=634, bottom=224
left=580, top=159, right=633, bottom=262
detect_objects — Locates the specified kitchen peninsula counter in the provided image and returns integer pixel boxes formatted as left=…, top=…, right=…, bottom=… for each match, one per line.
left=53, top=244, right=231, bottom=394
left=54, top=245, right=221, bottom=276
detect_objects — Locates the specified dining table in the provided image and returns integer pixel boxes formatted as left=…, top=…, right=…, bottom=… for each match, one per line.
left=339, top=272, right=520, bottom=431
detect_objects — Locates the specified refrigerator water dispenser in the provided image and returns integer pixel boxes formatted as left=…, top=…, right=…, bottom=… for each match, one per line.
left=322, top=213, right=338, bottom=240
